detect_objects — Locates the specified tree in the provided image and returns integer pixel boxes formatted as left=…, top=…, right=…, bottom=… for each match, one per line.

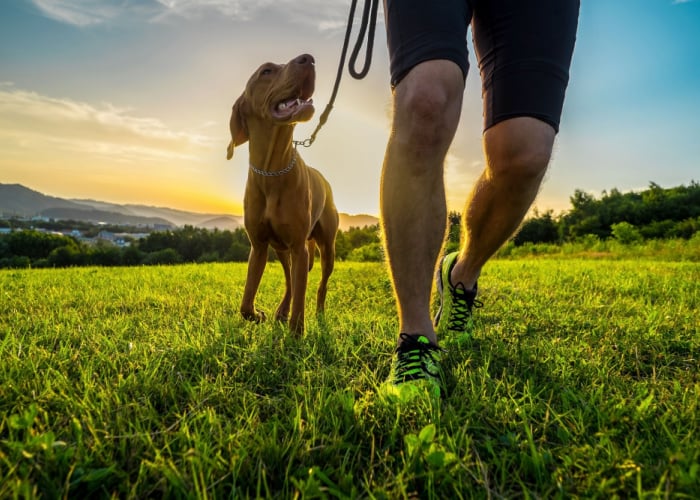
left=345, top=224, right=381, bottom=248
left=48, top=245, right=84, bottom=267
left=90, top=244, right=123, bottom=266
left=334, top=231, right=352, bottom=261
left=513, top=210, right=559, bottom=246
left=6, top=230, right=80, bottom=260
left=142, top=248, right=182, bottom=265
left=122, top=245, right=144, bottom=266
left=445, top=211, right=461, bottom=253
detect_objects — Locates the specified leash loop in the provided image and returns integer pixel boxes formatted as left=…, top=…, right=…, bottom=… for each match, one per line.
left=348, top=0, right=379, bottom=79
left=293, top=0, right=379, bottom=148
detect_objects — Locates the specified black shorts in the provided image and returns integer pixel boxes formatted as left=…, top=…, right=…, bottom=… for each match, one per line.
left=384, top=0, right=580, bottom=132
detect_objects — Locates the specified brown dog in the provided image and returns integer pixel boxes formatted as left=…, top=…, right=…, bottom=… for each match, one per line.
left=226, top=53, right=338, bottom=335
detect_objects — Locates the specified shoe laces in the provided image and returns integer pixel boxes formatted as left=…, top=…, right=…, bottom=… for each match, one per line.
left=448, top=283, right=483, bottom=331
left=393, top=334, right=442, bottom=383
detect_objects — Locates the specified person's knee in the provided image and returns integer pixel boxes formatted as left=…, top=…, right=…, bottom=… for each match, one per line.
left=484, top=117, right=555, bottom=182
left=489, top=141, right=551, bottom=182
left=395, top=85, right=452, bottom=145
left=393, top=62, right=464, bottom=153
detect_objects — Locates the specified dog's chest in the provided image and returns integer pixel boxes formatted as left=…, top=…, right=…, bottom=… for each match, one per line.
left=246, top=201, right=312, bottom=249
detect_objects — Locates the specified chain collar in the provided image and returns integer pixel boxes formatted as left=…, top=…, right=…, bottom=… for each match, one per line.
left=249, top=149, right=296, bottom=177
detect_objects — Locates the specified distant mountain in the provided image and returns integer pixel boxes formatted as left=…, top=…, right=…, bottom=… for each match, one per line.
left=0, top=183, right=86, bottom=216
left=40, top=207, right=174, bottom=227
left=0, top=183, right=379, bottom=231
left=72, top=199, right=244, bottom=228
left=0, top=184, right=241, bottom=230
left=197, top=216, right=242, bottom=231
left=338, top=213, right=379, bottom=231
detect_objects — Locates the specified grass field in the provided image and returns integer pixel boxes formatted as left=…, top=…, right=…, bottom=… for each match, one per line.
left=1, top=258, right=698, bottom=498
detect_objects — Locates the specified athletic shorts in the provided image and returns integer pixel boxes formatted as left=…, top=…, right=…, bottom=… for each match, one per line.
left=384, top=0, right=580, bottom=132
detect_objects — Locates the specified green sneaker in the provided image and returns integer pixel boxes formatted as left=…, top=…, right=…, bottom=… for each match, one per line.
left=434, top=252, right=482, bottom=336
left=385, top=334, right=443, bottom=400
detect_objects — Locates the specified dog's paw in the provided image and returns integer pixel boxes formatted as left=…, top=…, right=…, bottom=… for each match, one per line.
left=242, top=310, right=266, bottom=323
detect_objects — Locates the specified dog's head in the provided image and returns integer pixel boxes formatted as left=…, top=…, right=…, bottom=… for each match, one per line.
left=227, top=53, right=316, bottom=160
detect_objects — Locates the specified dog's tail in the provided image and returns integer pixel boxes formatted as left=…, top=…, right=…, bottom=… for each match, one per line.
left=307, top=240, right=316, bottom=271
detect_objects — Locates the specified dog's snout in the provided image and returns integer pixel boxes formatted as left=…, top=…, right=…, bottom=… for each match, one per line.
left=293, top=54, right=315, bottom=66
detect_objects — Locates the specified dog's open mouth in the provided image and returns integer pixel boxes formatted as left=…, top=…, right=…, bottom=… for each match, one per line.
left=270, top=69, right=315, bottom=121
left=271, top=96, right=314, bottom=120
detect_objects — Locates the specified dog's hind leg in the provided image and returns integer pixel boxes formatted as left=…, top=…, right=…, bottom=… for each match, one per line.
left=275, top=249, right=292, bottom=322
left=289, top=243, right=310, bottom=335
left=315, top=236, right=335, bottom=315
left=306, top=240, right=316, bottom=271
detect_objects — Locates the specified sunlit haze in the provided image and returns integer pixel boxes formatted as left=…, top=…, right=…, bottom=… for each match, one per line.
left=1, top=0, right=698, bottom=217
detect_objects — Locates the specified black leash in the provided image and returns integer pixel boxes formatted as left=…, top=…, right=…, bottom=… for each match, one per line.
left=293, top=0, right=379, bottom=148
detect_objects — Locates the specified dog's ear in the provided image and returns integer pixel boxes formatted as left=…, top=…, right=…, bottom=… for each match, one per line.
left=226, top=94, right=249, bottom=160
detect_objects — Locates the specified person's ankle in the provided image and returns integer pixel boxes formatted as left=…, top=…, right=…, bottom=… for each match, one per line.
left=450, top=257, right=478, bottom=291
left=398, top=331, right=438, bottom=347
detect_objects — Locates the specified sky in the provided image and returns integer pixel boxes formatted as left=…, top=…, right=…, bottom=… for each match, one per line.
left=1, top=0, right=699, bottom=217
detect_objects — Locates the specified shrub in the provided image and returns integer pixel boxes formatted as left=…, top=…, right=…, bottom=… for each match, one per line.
left=348, top=243, right=384, bottom=262
left=611, top=222, right=642, bottom=245
left=122, top=246, right=144, bottom=266
left=224, top=242, right=250, bottom=262
left=0, top=256, right=31, bottom=269
left=197, top=251, right=220, bottom=263
left=90, top=246, right=123, bottom=267
left=48, top=246, right=84, bottom=267
left=142, top=249, right=182, bottom=265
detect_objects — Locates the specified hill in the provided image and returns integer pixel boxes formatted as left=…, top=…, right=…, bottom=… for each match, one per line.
left=71, top=199, right=243, bottom=229
left=0, top=183, right=86, bottom=216
left=338, top=213, right=379, bottom=231
left=39, top=207, right=174, bottom=228
left=0, top=183, right=378, bottom=231
left=0, top=184, right=241, bottom=230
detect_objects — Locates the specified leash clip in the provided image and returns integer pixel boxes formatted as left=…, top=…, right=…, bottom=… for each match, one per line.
left=293, top=138, right=314, bottom=148
left=291, top=0, right=377, bottom=149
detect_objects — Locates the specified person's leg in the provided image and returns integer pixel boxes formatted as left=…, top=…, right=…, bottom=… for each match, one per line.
left=444, top=0, right=580, bottom=296
left=381, top=0, right=473, bottom=396
left=451, top=117, right=555, bottom=289
left=381, top=60, right=464, bottom=346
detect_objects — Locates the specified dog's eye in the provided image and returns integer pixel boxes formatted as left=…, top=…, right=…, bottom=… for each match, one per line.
left=260, top=68, right=272, bottom=76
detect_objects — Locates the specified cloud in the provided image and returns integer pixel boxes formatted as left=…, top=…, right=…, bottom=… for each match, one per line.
left=27, top=0, right=358, bottom=31
left=672, top=0, right=693, bottom=4
left=152, top=0, right=347, bottom=18
left=152, top=0, right=360, bottom=33
left=28, top=0, right=132, bottom=26
left=0, top=86, right=214, bottom=163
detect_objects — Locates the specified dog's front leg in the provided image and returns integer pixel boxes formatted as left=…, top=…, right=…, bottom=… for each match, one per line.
left=240, top=245, right=268, bottom=322
left=289, top=243, right=309, bottom=335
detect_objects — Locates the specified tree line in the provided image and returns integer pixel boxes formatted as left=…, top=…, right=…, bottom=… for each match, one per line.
left=0, top=224, right=383, bottom=269
left=511, top=182, right=699, bottom=246
left=1, top=182, right=697, bottom=269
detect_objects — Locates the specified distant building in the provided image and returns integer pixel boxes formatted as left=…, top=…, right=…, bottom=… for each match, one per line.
left=95, top=230, right=147, bottom=247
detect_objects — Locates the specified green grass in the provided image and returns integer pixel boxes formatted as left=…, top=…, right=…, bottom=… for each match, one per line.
left=1, top=259, right=698, bottom=498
